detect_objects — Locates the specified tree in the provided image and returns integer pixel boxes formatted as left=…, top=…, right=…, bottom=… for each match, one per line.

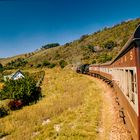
left=0, top=75, right=41, bottom=105
left=5, top=58, right=28, bottom=69
left=41, top=43, right=60, bottom=49
left=79, top=34, right=89, bottom=42
left=103, top=40, right=116, bottom=50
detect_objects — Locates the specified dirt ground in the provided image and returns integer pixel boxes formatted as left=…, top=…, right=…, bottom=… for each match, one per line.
left=88, top=76, right=133, bottom=140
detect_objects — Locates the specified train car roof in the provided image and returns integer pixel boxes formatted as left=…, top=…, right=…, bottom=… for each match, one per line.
left=90, top=61, right=111, bottom=67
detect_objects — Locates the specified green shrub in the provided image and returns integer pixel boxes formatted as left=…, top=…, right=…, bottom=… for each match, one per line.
left=36, top=64, right=42, bottom=68
left=92, top=60, right=96, bottom=64
left=59, top=60, right=68, bottom=68
left=103, top=40, right=117, bottom=50
left=0, top=75, right=42, bottom=105
left=81, top=45, right=95, bottom=53
left=98, top=53, right=112, bottom=63
left=42, top=60, right=56, bottom=69
left=5, top=58, right=28, bottom=69
left=43, top=60, right=50, bottom=67
left=48, top=63, right=56, bottom=68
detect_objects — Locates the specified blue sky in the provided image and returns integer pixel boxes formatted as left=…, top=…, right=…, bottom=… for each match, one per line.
left=0, top=0, right=140, bottom=58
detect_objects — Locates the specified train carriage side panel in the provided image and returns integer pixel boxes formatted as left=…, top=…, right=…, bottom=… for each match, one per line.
left=88, top=25, right=140, bottom=140
left=111, top=43, right=139, bottom=140
left=135, top=39, right=140, bottom=140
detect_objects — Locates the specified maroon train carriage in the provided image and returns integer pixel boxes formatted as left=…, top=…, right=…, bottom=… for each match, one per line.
left=89, top=25, right=140, bottom=140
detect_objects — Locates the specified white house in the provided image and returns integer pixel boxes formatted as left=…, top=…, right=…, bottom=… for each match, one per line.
left=4, top=70, right=25, bottom=81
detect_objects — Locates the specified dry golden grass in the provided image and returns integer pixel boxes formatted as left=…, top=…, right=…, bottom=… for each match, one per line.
left=0, top=68, right=102, bottom=140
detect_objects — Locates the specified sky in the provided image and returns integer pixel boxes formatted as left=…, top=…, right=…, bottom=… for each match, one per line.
left=0, top=0, right=140, bottom=58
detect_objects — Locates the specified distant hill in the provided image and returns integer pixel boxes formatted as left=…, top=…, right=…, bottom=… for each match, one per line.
left=0, top=18, right=140, bottom=68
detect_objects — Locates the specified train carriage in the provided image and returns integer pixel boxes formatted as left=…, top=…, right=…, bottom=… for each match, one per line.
left=88, top=25, right=140, bottom=140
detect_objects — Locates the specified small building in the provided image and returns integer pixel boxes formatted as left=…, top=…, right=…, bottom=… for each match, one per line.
left=4, top=70, right=25, bottom=81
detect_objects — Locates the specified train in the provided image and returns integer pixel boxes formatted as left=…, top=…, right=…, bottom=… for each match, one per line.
left=77, top=25, right=140, bottom=140
left=76, top=64, right=89, bottom=74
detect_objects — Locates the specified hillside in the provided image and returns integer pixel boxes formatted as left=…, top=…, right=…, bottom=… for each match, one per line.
left=0, top=18, right=140, bottom=68
left=0, top=69, right=102, bottom=139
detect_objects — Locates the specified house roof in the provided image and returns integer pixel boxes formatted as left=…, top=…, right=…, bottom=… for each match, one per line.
left=11, top=70, right=24, bottom=79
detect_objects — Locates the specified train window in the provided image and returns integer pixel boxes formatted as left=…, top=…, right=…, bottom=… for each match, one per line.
left=120, top=69, right=124, bottom=90
left=121, top=69, right=125, bottom=92
left=134, top=73, right=137, bottom=94
left=120, top=69, right=123, bottom=89
left=129, top=70, right=136, bottom=104
left=125, top=70, right=129, bottom=97
left=130, top=70, right=134, bottom=92
left=131, top=93, right=135, bottom=104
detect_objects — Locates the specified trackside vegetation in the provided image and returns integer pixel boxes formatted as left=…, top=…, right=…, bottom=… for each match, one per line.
left=0, top=71, right=44, bottom=118
left=0, top=75, right=41, bottom=106
left=0, top=68, right=102, bottom=140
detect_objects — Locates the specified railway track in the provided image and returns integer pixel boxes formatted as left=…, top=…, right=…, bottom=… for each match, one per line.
left=87, top=76, right=132, bottom=140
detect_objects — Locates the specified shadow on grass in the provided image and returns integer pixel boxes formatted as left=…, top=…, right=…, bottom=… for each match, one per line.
left=0, top=132, right=9, bottom=139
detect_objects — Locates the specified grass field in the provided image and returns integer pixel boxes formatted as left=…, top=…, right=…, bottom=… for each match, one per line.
left=0, top=68, right=102, bottom=140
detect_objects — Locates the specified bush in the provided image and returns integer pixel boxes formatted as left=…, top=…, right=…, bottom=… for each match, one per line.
left=48, top=63, right=56, bottom=68
left=92, top=60, right=96, bottom=64
left=42, top=60, right=56, bottom=69
left=43, top=60, right=50, bottom=67
left=5, top=58, right=28, bottom=69
left=98, top=53, right=112, bottom=63
left=0, top=75, right=42, bottom=105
left=81, top=45, right=95, bottom=53
left=8, top=100, right=23, bottom=110
left=103, top=40, right=116, bottom=50
left=59, top=60, right=68, bottom=68
left=36, top=64, right=42, bottom=68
